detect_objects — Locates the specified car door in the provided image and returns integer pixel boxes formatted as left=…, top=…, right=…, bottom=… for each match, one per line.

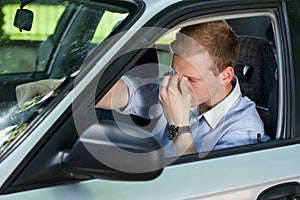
left=1, top=0, right=300, bottom=199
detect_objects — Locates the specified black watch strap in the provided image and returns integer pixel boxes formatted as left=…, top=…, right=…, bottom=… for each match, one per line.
left=168, top=125, right=190, bottom=141
left=178, top=126, right=191, bottom=133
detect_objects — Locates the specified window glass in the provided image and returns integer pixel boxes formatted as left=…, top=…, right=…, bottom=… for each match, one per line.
left=156, top=31, right=176, bottom=45
left=2, top=4, right=65, bottom=41
left=92, top=11, right=128, bottom=43
left=156, top=30, right=177, bottom=76
left=0, top=1, right=131, bottom=156
left=0, top=3, right=66, bottom=74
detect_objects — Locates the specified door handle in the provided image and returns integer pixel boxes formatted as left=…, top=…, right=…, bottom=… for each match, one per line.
left=257, top=182, right=300, bottom=200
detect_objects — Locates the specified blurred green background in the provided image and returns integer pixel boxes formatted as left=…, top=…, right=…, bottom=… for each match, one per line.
left=1, top=4, right=128, bottom=43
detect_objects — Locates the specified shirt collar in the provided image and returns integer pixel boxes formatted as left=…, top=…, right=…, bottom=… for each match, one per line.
left=190, top=76, right=241, bottom=129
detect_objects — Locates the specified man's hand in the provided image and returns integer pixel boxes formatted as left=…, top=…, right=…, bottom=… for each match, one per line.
left=16, top=79, right=63, bottom=107
left=159, top=73, right=192, bottom=126
left=159, top=73, right=196, bottom=155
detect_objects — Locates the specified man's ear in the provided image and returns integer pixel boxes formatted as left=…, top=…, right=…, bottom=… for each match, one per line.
left=219, top=66, right=234, bottom=86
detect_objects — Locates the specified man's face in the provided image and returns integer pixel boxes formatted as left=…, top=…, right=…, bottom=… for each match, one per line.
left=172, top=53, right=224, bottom=107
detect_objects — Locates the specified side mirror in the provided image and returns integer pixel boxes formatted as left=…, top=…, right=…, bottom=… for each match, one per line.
left=62, top=120, right=165, bottom=181
left=14, top=9, right=33, bottom=31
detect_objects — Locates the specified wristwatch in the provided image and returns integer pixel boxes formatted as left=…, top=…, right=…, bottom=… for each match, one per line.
left=167, top=125, right=191, bottom=141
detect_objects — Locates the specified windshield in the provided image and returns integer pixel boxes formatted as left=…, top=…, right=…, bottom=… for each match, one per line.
left=0, top=0, right=131, bottom=155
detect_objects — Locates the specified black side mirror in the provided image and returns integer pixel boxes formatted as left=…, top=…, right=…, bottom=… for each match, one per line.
left=13, top=9, right=33, bottom=31
left=62, top=120, right=165, bottom=181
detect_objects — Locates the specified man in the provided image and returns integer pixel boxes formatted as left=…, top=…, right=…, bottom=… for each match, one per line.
left=96, top=20, right=269, bottom=156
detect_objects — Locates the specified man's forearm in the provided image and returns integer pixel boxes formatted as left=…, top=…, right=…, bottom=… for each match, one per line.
left=173, top=131, right=196, bottom=155
left=95, top=80, right=129, bottom=110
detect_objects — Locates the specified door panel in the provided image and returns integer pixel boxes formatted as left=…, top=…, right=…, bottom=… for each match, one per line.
left=1, top=144, right=300, bottom=199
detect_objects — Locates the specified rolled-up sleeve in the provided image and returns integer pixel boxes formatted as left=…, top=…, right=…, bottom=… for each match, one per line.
left=116, top=75, right=162, bottom=119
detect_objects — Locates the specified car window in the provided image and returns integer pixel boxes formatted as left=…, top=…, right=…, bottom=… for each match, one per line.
left=92, top=11, right=128, bottom=44
left=95, top=15, right=279, bottom=158
left=0, top=0, right=132, bottom=156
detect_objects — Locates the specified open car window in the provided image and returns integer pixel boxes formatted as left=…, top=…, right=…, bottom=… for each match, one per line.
left=95, top=14, right=279, bottom=159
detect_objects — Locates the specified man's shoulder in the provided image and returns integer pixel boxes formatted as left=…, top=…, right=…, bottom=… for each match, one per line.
left=231, top=94, right=257, bottom=111
left=226, top=94, right=263, bottom=126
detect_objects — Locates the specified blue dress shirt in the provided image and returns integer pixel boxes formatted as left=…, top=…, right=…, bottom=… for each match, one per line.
left=117, top=74, right=269, bottom=157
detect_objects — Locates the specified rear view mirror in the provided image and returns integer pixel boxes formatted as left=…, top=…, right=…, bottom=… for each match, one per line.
left=14, top=9, right=33, bottom=31
left=20, top=0, right=36, bottom=8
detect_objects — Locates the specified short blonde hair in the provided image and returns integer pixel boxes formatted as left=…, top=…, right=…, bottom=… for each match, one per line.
left=170, top=20, right=238, bottom=75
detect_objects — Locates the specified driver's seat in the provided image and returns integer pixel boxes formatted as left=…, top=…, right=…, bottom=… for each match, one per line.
left=234, top=36, right=278, bottom=139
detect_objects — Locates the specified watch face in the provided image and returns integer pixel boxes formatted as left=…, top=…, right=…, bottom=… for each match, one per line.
left=168, top=125, right=179, bottom=140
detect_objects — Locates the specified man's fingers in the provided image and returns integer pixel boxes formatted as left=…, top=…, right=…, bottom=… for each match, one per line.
left=159, top=75, right=169, bottom=103
left=179, top=77, right=190, bottom=94
left=160, top=74, right=183, bottom=99
left=168, top=73, right=179, bottom=88
left=160, top=75, right=171, bottom=91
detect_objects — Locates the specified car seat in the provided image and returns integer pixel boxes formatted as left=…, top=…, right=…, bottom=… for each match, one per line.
left=234, top=36, right=278, bottom=139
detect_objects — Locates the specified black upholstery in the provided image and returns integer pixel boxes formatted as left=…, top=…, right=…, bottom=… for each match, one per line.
left=235, top=36, right=278, bottom=138
left=126, top=48, right=159, bottom=78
